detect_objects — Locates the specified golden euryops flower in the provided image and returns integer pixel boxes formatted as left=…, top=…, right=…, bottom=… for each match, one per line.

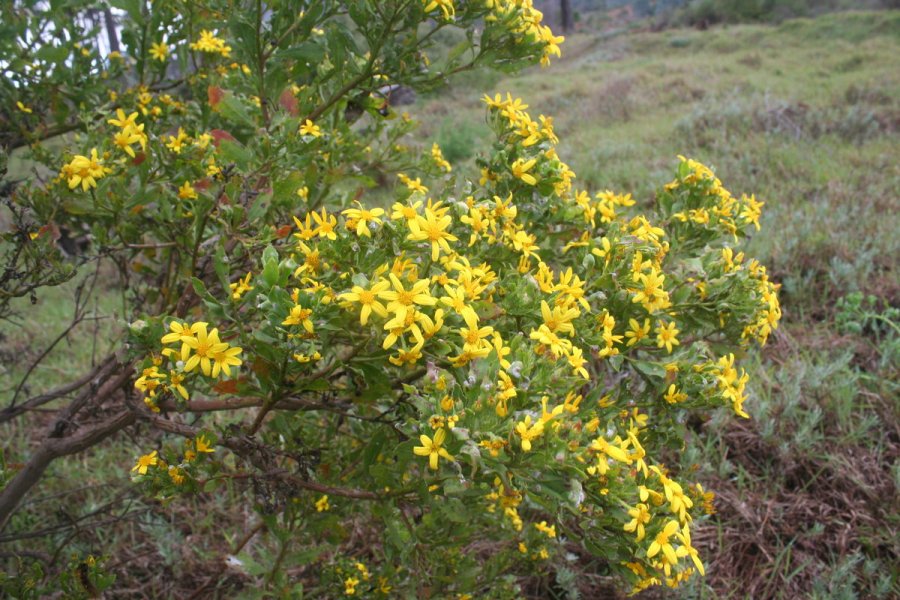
left=655, top=320, right=680, bottom=354
left=178, top=181, right=198, bottom=200
left=407, top=208, right=458, bottom=261
left=341, top=204, right=385, bottom=237
left=624, top=503, right=651, bottom=541
left=165, top=127, right=189, bottom=153
left=511, top=157, right=537, bottom=185
left=340, top=279, right=391, bottom=325
left=299, top=119, right=322, bottom=137
left=194, top=435, right=215, bottom=453
left=283, top=304, right=314, bottom=332
left=62, top=149, right=110, bottom=191
left=423, top=0, right=455, bottom=20
left=190, top=29, right=232, bottom=57
left=149, top=41, right=169, bottom=61
left=413, top=428, right=454, bottom=470
left=181, top=323, right=230, bottom=377
left=229, top=272, right=253, bottom=300
left=131, top=450, right=158, bottom=475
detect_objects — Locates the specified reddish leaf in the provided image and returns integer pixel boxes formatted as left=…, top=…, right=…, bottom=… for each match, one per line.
left=279, top=88, right=299, bottom=116
left=209, top=129, right=236, bottom=147
left=212, top=379, right=239, bottom=395
left=275, top=224, right=292, bottom=239
left=131, top=152, right=146, bottom=166
left=208, top=85, right=225, bottom=108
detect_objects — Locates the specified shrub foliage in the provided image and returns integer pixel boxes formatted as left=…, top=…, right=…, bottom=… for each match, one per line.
left=1, top=0, right=779, bottom=596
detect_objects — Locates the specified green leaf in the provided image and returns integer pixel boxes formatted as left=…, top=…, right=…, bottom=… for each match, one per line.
left=217, top=139, right=253, bottom=171
left=216, top=94, right=257, bottom=129
left=213, top=245, right=230, bottom=292
left=446, top=40, right=471, bottom=65
left=299, top=379, right=330, bottom=392
left=272, top=172, right=304, bottom=208
left=191, top=277, right=210, bottom=300
left=632, top=359, right=666, bottom=380
left=277, top=42, right=325, bottom=64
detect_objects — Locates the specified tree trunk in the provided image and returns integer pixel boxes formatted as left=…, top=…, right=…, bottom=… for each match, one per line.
left=560, top=0, right=574, bottom=33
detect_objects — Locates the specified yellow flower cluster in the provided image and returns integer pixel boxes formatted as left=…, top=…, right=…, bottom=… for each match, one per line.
left=484, top=0, right=564, bottom=67
left=131, top=435, right=214, bottom=488
left=668, top=155, right=766, bottom=237
left=189, top=29, right=232, bottom=57
left=108, top=109, right=148, bottom=158
left=431, top=142, right=451, bottom=173
left=59, top=149, right=111, bottom=191
left=160, top=321, right=243, bottom=378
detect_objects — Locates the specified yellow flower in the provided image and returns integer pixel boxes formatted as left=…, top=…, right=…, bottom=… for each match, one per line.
left=458, top=311, right=493, bottom=353
left=339, top=279, right=391, bottom=325
left=511, top=158, right=537, bottom=185
left=535, top=520, right=556, bottom=538
left=624, top=503, right=651, bottom=541
left=655, top=320, right=680, bottom=354
left=195, top=435, right=215, bottom=453
left=423, top=0, right=455, bottom=20
left=398, top=173, right=428, bottom=194
left=515, top=415, right=544, bottom=452
left=310, top=208, right=337, bottom=240
left=283, top=304, right=314, bottom=332
left=381, top=273, right=436, bottom=318
left=315, top=494, right=330, bottom=512
left=131, top=450, right=158, bottom=475
left=190, top=30, right=232, bottom=57
left=16, top=101, right=32, bottom=114
left=182, top=323, right=230, bottom=377
left=108, top=109, right=139, bottom=130
left=149, top=41, right=169, bottom=62
left=344, top=576, right=359, bottom=595
left=112, top=127, right=144, bottom=157
left=390, top=199, right=422, bottom=224
left=413, top=428, right=454, bottom=470
left=439, top=284, right=478, bottom=324
left=178, top=181, right=198, bottom=200
left=407, top=208, right=458, bottom=261
left=567, top=346, right=589, bottom=379
left=431, top=142, right=451, bottom=172
left=647, top=519, right=680, bottom=568
left=161, top=321, right=206, bottom=361
left=211, top=344, right=242, bottom=378
left=168, top=466, right=186, bottom=485
left=625, top=318, right=650, bottom=347
left=229, top=272, right=253, bottom=300
left=166, top=128, right=190, bottom=153
left=63, top=149, right=110, bottom=191
left=166, top=371, right=189, bottom=400
left=663, top=384, right=686, bottom=405
left=299, top=119, right=322, bottom=138
left=676, top=524, right=705, bottom=576
left=341, top=204, right=385, bottom=237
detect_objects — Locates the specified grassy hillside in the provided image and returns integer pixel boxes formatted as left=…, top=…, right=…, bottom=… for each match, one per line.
left=421, top=9, right=899, bottom=598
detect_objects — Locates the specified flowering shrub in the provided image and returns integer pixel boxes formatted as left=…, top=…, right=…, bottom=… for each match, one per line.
left=2, top=0, right=779, bottom=596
